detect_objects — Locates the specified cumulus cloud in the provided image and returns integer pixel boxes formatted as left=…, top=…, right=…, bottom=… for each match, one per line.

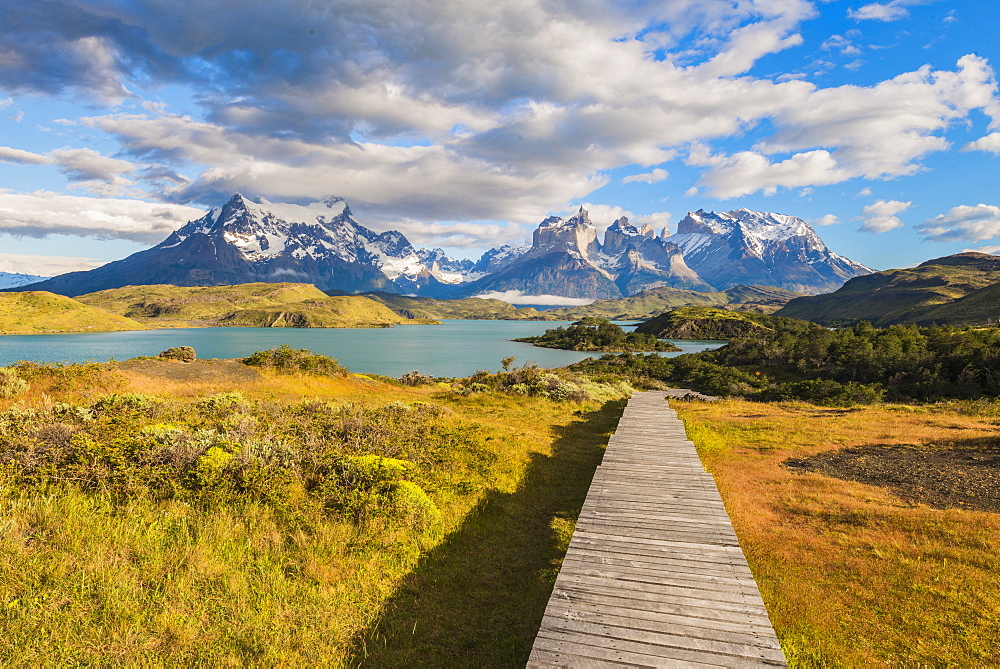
left=0, top=147, right=52, bottom=165
left=963, top=246, right=1000, bottom=255
left=963, top=132, right=1000, bottom=153
left=0, top=252, right=105, bottom=275
left=635, top=211, right=673, bottom=234
left=693, top=55, right=998, bottom=198
left=813, top=214, right=840, bottom=226
left=859, top=199, right=910, bottom=233
left=623, top=168, right=669, bottom=185
left=691, top=146, right=847, bottom=199
left=0, top=190, right=203, bottom=243
left=917, top=204, right=1000, bottom=242
left=48, top=148, right=134, bottom=184
left=0, top=145, right=136, bottom=186
left=0, top=0, right=995, bottom=246
left=379, top=220, right=527, bottom=250
left=848, top=2, right=911, bottom=21
left=472, top=290, right=595, bottom=306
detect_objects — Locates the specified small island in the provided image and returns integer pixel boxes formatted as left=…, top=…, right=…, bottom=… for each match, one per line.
left=634, top=306, right=772, bottom=339
left=514, top=317, right=681, bottom=352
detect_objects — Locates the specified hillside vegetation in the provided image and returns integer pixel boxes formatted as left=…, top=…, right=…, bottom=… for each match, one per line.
left=0, top=352, right=628, bottom=665
left=634, top=306, right=779, bottom=339
left=548, top=284, right=800, bottom=320
left=514, top=317, right=680, bottom=352
left=352, top=291, right=555, bottom=320
left=77, top=283, right=429, bottom=328
left=579, top=318, right=1000, bottom=405
left=778, top=252, right=1000, bottom=326
left=0, top=291, right=147, bottom=334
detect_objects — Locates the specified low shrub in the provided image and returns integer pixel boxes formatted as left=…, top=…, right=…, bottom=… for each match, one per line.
left=158, top=346, right=196, bottom=362
left=0, top=367, right=28, bottom=398
left=241, top=345, right=347, bottom=376
left=399, top=370, right=434, bottom=386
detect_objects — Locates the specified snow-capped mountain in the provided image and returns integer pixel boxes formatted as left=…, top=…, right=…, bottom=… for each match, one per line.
left=462, top=208, right=711, bottom=299
left=0, top=272, right=48, bottom=289
left=11, top=195, right=870, bottom=302
left=16, top=194, right=483, bottom=297
left=473, top=244, right=530, bottom=274
left=665, top=209, right=871, bottom=294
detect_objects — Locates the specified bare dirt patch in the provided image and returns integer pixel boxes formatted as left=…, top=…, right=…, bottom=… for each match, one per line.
left=785, top=440, right=1000, bottom=513
left=114, top=358, right=261, bottom=384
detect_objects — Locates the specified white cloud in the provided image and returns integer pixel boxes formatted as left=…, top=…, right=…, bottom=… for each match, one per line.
left=0, top=252, right=106, bottom=275
left=692, top=147, right=847, bottom=199
left=0, top=1, right=994, bottom=238
left=473, top=290, right=595, bottom=306
left=0, top=145, right=136, bottom=188
left=813, top=214, right=840, bottom=226
left=635, top=211, right=672, bottom=235
left=692, top=55, right=998, bottom=198
left=963, top=246, right=1000, bottom=255
left=848, top=1, right=910, bottom=22
left=0, top=147, right=52, bottom=165
left=623, top=168, right=668, bottom=185
left=963, top=132, right=1000, bottom=153
left=0, top=190, right=203, bottom=243
left=48, top=148, right=135, bottom=184
left=859, top=199, right=910, bottom=233
left=917, top=204, right=1000, bottom=242
left=381, top=220, right=527, bottom=249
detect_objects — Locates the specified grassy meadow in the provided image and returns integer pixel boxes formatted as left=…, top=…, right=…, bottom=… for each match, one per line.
left=676, top=399, right=1000, bottom=666
left=0, top=356, right=625, bottom=666
left=0, top=292, right=147, bottom=334
left=2, top=340, right=999, bottom=666
left=76, top=282, right=430, bottom=329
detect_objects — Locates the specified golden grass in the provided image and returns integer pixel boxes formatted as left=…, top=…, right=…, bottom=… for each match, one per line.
left=0, top=363, right=619, bottom=665
left=76, top=283, right=416, bottom=328
left=0, top=292, right=146, bottom=334
left=675, top=400, right=1000, bottom=665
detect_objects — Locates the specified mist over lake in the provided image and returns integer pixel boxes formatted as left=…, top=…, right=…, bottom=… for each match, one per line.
left=0, top=320, right=723, bottom=377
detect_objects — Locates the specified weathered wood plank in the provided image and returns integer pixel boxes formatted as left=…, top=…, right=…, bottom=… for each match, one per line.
left=527, top=391, right=785, bottom=668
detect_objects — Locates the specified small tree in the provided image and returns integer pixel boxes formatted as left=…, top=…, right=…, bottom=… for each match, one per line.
left=500, top=356, right=516, bottom=372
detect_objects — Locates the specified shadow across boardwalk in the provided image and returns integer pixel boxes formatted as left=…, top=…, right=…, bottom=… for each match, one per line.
left=348, top=400, right=625, bottom=668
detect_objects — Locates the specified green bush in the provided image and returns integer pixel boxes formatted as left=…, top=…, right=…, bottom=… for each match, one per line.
left=0, top=367, right=28, bottom=398
left=399, top=370, right=434, bottom=386
left=242, top=345, right=346, bottom=376
left=158, top=346, right=196, bottom=362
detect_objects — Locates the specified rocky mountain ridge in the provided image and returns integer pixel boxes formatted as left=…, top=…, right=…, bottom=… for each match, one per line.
left=12, top=195, right=870, bottom=300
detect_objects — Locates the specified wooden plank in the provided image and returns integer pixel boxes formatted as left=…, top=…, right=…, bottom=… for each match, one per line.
left=535, top=628, right=782, bottom=668
left=543, top=599, right=782, bottom=647
left=528, top=391, right=786, bottom=668
left=539, top=615, right=788, bottom=664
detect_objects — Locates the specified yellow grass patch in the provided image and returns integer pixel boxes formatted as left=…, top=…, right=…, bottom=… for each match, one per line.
left=675, top=400, right=1000, bottom=665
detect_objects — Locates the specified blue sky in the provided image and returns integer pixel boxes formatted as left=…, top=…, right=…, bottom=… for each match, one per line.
left=0, top=0, right=998, bottom=275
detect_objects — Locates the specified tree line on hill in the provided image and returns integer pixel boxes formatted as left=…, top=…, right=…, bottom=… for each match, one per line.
left=574, top=316, right=1000, bottom=405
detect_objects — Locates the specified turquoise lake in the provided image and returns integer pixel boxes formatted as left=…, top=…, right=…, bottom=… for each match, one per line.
left=0, top=320, right=725, bottom=377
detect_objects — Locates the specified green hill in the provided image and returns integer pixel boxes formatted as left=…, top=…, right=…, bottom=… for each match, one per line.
left=777, top=253, right=1000, bottom=326
left=352, top=291, right=556, bottom=320
left=0, top=291, right=147, bottom=334
left=514, top=317, right=680, bottom=352
left=546, top=284, right=801, bottom=320
left=77, top=283, right=426, bottom=328
left=634, top=307, right=773, bottom=339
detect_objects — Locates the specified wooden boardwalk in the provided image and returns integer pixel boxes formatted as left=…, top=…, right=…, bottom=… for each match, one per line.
left=528, top=391, right=786, bottom=668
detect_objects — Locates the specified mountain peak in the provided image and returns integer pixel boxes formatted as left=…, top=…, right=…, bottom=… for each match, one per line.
left=667, top=208, right=871, bottom=294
